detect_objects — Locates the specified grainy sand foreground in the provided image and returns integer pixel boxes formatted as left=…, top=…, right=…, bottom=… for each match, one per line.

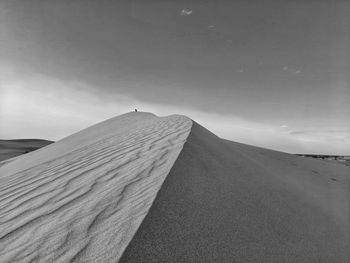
left=121, top=122, right=350, bottom=263
left=0, top=112, right=192, bottom=262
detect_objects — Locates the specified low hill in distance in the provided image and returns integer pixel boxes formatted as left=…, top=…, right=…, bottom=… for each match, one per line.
left=0, top=139, right=53, bottom=162
left=296, top=154, right=350, bottom=167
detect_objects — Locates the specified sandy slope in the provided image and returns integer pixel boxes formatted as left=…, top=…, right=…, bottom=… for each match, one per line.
left=0, top=139, right=53, bottom=163
left=120, top=121, right=350, bottom=263
left=1, top=113, right=349, bottom=262
left=0, top=112, right=192, bottom=263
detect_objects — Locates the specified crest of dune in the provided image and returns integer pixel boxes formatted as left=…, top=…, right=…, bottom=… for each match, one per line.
left=1, top=112, right=349, bottom=263
left=0, top=112, right=192, bottom=262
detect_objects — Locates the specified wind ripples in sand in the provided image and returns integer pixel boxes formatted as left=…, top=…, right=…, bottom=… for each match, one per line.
left=0, top=114, right=192, bottom=263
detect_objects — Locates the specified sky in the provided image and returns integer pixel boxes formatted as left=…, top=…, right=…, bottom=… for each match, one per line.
left=0, top=0, right=349, bottom=154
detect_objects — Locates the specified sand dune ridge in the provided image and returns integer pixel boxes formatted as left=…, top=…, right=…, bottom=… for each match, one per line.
left=0, top=113, right=192, bottom=263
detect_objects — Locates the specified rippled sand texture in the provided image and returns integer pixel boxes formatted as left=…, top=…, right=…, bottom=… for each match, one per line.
left=0, top=113, right=192, bottom=263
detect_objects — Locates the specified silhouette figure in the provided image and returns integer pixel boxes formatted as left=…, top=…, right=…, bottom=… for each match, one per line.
left=135, top=109, right=138, bottom=112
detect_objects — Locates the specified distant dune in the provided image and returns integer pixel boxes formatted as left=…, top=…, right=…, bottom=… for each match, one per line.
left=0, top=139, right=53, bottom=163
left=0, top=113, right=349, bottom=262
left=296, top=154, right=350, bottom=167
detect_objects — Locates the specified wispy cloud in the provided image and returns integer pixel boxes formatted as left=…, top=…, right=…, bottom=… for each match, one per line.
left=0, top=70, right=139, bottom=140
left=180, top=9, right=193, bottom=16
left=1, top=63, right=349, bottom=155
left=282, top=66, right=301, bottom=75
left=289, top=130, right=350, bottom=142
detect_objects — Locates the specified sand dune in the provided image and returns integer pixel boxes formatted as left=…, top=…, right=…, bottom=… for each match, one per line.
left=120, top=121, right=350, bottom=263
left=1, top=113, right=349, bottom=262
left=0, top=113, right=192, bottom=262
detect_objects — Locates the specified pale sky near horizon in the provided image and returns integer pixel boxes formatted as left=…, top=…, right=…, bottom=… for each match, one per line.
left=1, top=0, right=349, bottom=154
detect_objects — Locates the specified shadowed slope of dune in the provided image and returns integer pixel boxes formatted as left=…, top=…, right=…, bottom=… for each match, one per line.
left=0, top=139, right=53, bottom=163
left=120, top=121, right=350, bottom=263
left=0, top=112, right=192, bottom=263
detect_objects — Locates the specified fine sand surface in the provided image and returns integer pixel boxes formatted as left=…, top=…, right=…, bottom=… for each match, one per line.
left=0, top=139, right=53, bottom=163
left=0, top=113, right=192, bottom=262
left=120, top=121, right=350, bottom=263
left=1, top=113, right=349, bottom=262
